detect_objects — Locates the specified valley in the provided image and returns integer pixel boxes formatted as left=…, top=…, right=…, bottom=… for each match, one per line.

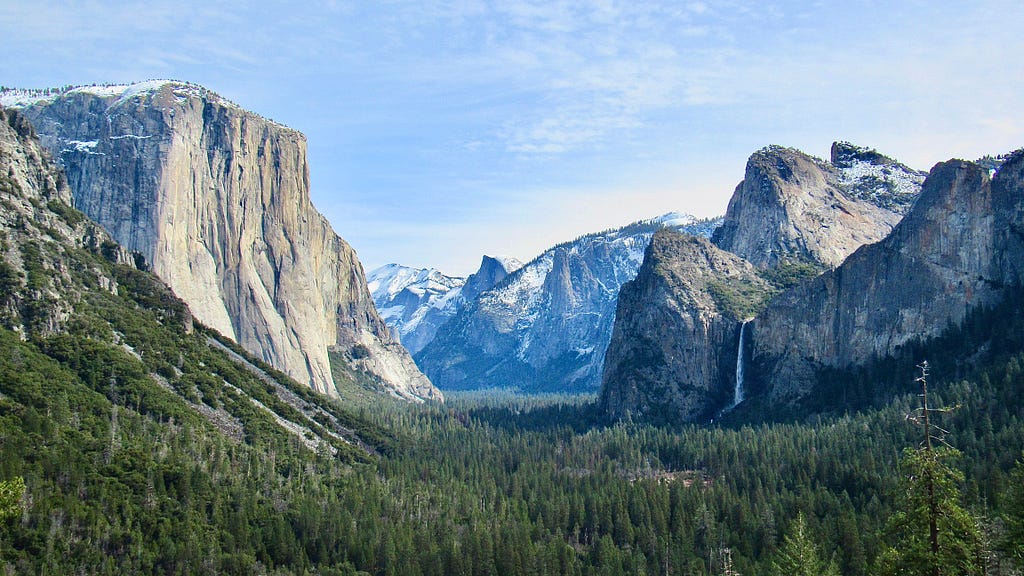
left=0, top=81, right=1022, bottom=575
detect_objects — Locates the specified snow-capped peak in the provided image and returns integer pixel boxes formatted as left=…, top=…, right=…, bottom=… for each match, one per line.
left=490, top=255, right=524, bottom=274
left=367, top=264, right=463, bottom=303
left=652, top=212, right=697, bottom=228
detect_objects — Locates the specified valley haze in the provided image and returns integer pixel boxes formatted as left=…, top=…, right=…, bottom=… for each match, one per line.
left=2, top=0, right=1022, bottom=275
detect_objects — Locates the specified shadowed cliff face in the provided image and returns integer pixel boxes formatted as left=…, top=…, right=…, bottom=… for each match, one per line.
left=750, top=154, right=1024, bottom=404
left=368, top=255, right=521, bottom=356
left=13, top=82, right=439, bottom=402
left=600, top=230, right=771, bottom=424
left=0, top=105, right=176, bottom=335
left=416, top=216, right=719, bottom=394
left=712, top=145, right=905, bottom=269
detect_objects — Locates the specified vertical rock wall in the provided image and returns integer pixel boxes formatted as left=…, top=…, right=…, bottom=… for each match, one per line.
left=14, top=82, right=438, bottom=401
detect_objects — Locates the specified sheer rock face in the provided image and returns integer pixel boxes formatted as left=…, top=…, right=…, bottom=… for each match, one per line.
left=461, top=255, right=521, bottom=303
left=368, top=255, right=521, bottom=356
left=416, top=216, right=718, bottom=393
left=599, top=230, right=770, bottom=424
left=0, top=105, right=167, bottom=334
left=712, top=145, right=904, bottom=268
left=750, top=153, right=1024, bottom=403
left=12, top=82, right=438, bottom=401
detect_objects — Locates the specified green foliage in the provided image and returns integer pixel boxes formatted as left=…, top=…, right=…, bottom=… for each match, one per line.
left=45, top=199, right=85, bottom=228
left=878, top=447, right=984, bottom=576
left=758, top=259, right=825, bottom=291
left=1003, top=460, right=1024, bottom=566
left=770, top=512, right=840, bottom=576
left=706, top=277, right=777, bottom=320
left=0, top=476, right=24, bottom=522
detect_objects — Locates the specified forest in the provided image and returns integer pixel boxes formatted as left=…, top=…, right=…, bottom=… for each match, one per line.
left=0, top=303, right=1022, bottom=574
left=0, top=197, right=1021, bottom=574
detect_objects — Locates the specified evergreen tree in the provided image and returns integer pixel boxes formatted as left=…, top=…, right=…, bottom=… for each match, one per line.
left=769, top=512, right=839, bottom=576
left=878, top=363, right=985, bottom=576
left=1003, top=460, right=1024, bottom=567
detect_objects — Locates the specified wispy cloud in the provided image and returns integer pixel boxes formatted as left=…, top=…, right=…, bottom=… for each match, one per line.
left=4, top=0, right=1023, bottom=274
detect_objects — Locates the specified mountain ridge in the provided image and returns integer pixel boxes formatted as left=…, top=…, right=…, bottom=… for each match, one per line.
left=368, top=255, right=523, bottom=355
left=601, top=142, right=1023, bottom=423
left=416, top=213, right=722, bottom=393
left=6, top=80, right=440, bottom=402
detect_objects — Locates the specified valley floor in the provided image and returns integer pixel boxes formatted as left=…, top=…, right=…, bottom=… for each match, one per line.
left=2, top=327, right=1023, bottom=575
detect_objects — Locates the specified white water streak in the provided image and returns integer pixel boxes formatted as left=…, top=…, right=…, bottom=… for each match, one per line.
left=734, top=321, right=749, bottom=407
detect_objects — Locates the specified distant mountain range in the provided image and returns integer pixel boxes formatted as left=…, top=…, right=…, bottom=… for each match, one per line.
left=408, top=213, right=721, bottom=393
left=368, top=255, right=523, bottom=355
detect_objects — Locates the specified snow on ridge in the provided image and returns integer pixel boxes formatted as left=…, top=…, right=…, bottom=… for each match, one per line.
left=1, top=80, right=295, bottom=130
left=368, top=263, right=464, bottom=304
left=652, top=211, right=697, bottom=227
left=836, top=158, right=924, bottom=198
left=490, top=255, right=524, bottom=274
left=487, top=252, right=554, bottom=317
left=0, top=89, right=59, bottom=108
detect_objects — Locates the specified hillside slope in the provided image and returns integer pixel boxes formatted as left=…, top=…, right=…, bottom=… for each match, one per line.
left=0, top=103, right=398, bottom=571
left=4, top=81, right=438, bottom=402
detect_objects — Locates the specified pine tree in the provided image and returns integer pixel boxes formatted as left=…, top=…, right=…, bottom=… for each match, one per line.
left=878, top=362, right=985, bottom=576
left=1002, top=460, right=1024, bottom=568
left=769, top=512, right=840, bottom=576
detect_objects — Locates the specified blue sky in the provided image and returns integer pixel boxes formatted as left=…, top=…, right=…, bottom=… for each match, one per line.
left=3, top=1, right=1022, bottom=275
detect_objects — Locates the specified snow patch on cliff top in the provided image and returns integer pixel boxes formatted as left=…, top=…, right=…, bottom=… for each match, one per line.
left=1, top=81, right=296, bottom=129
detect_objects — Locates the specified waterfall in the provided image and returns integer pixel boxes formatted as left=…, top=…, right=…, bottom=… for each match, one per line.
left=734, top=320, right=749, bottom=407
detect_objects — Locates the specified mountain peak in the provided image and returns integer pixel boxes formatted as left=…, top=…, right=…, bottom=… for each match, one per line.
left=13, top=79, right=437, bottom=401
left=712, top=143, right=903, bottom=268
left=830, top=141, right=926, bottom=212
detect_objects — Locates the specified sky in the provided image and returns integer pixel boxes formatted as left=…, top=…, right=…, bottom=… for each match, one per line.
left=2, top=1, right=1023, bottom=276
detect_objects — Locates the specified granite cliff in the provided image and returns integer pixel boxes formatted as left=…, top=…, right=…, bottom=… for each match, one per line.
left=711, top=145, right=918, bottom=268
left=750, top=153, right=1024, bottom=404
left=602, top=143, right=927, bottom=422
left=0, top=105, right=151, bottom=336
left=4, top=82, right=438, bottom=401
left=599, top=230, right=770, bottom=424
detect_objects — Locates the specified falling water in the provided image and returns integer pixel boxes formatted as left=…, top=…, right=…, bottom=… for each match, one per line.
left=734, top=321, right=749, bottom=407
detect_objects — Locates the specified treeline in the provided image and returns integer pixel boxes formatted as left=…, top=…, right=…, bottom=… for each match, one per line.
left=1, top=257, right=1023, bottom=573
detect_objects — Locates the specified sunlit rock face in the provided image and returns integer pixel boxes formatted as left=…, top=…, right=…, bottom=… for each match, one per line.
left=10, top=81, right=439, bottom=401
left=750, top=155, right=1024, bottom=404
left=712, top=144, right=914, bottom=269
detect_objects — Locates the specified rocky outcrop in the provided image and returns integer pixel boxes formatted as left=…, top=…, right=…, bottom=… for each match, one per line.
left=599, top=143, right=930, bottom=423
left=0, top=105, right=169, bottom=334
left=830, top=141, right=927, bottom=213
left=750, top=153, right=1024, bottom=403
left=7, top=82, right=438, bottom=401
left=417, top=214, right=721, bottom=393
left=461, top=255, right=522, bottom=303
left=712, top=145, right=909, bottom=268
left=599, top=230, right=771, bottom=423
left=368, top=255, right=521, bottom=355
